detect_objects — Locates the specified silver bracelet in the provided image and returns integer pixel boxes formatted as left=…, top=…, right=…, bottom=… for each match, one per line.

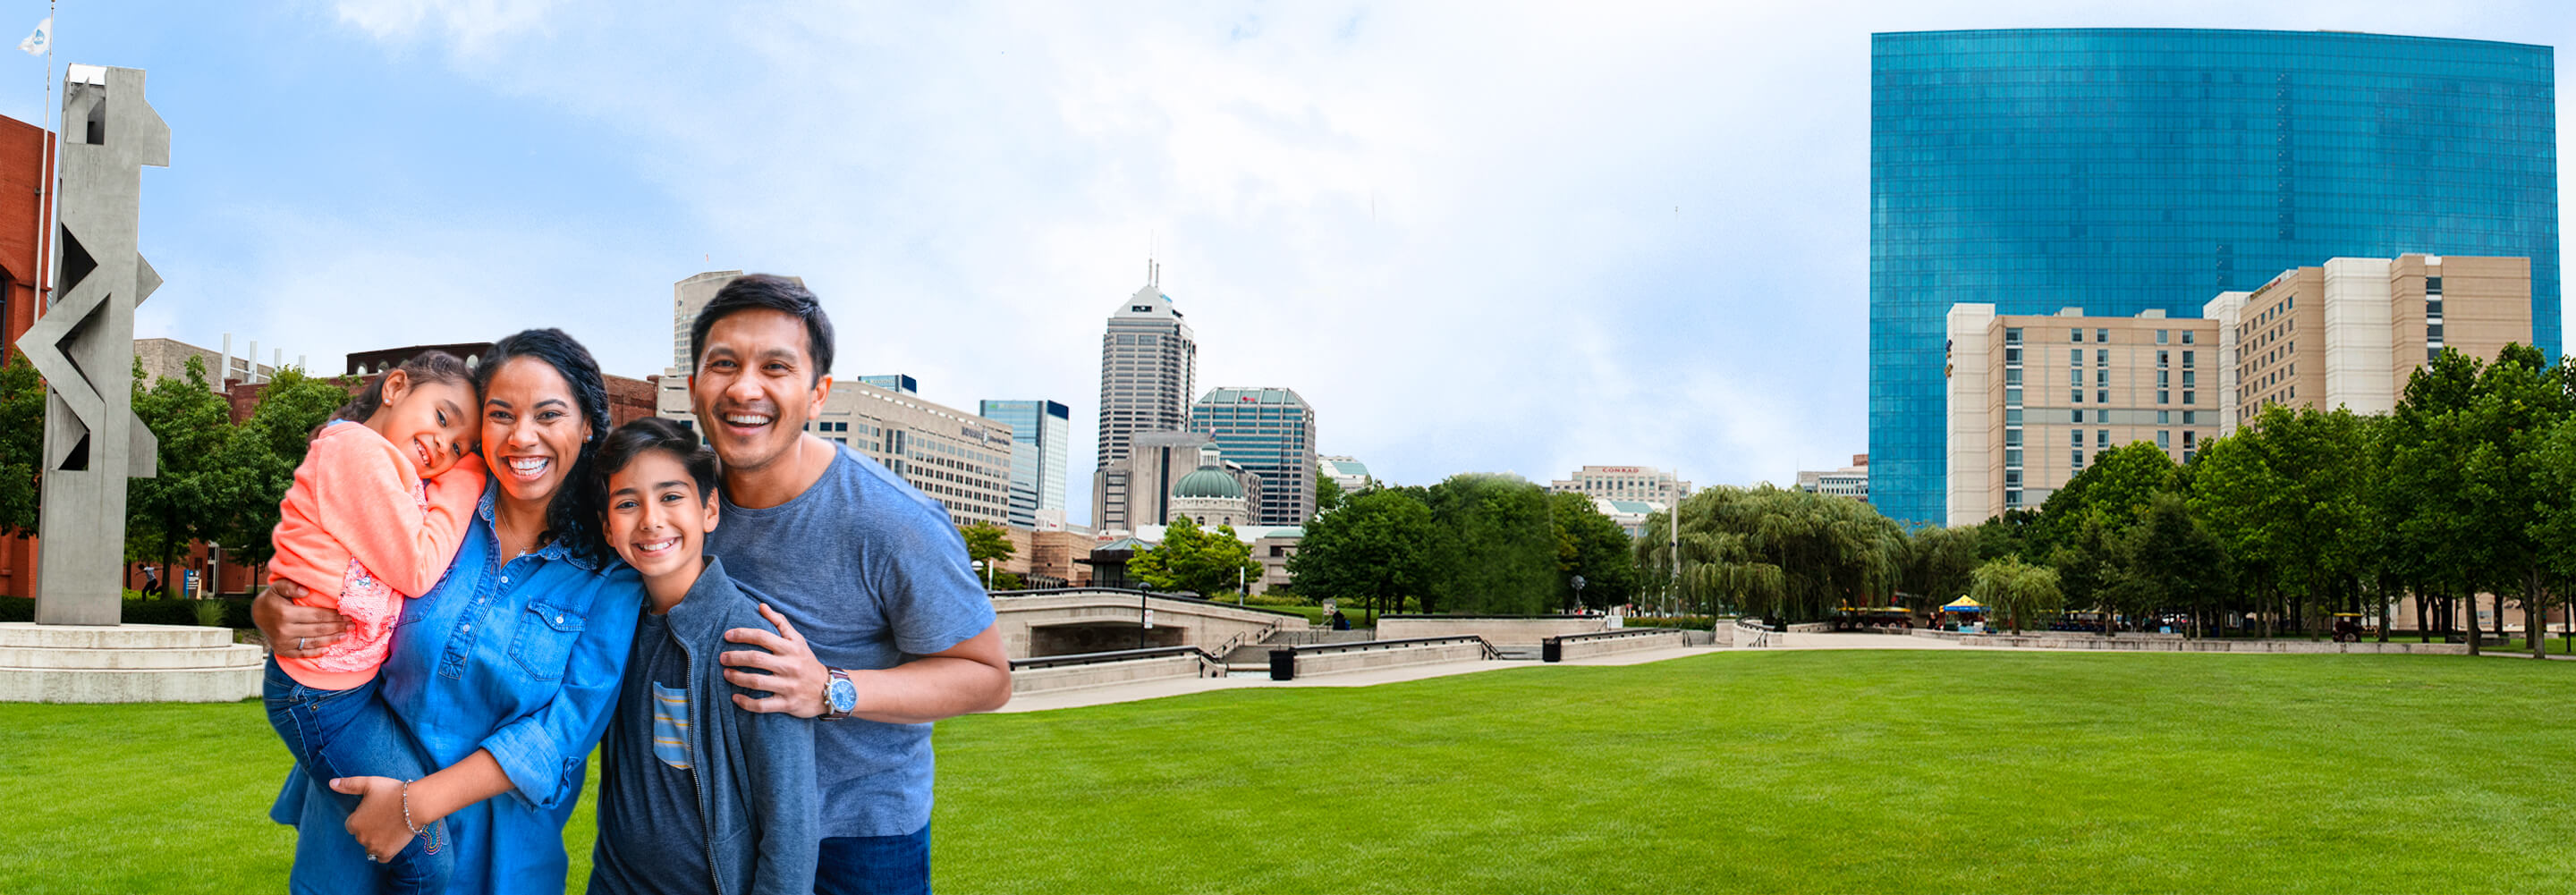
left=401, top=780, right=425, bottom=837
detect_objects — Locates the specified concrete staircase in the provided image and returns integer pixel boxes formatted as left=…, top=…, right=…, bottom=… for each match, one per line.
left=1224, top=629, right=1374, bottom=664
left=0, top=622, right=265, bottom=702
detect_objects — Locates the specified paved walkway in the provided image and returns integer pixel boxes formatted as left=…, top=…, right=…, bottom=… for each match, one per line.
left=995, top=645, right=1722, bottom=713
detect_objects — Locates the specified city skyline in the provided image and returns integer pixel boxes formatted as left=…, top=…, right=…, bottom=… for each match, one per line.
left=44, top=3, right=2576, bottom=528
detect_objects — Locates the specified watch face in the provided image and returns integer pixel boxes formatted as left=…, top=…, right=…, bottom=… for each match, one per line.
left=828, top=677, right=858, bottom=713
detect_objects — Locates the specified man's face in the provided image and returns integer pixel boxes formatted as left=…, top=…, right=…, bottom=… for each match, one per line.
left=689, top=308, right=830, bottom=478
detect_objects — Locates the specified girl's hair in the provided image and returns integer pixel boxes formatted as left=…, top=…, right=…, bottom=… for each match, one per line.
left=593, top=417, right=720, bottom=505
left=331, top=350, right=472, bottom=424
left=473, top=329, right=614, bottom=564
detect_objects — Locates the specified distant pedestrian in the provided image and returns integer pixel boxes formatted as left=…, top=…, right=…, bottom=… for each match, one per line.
left=1329, top=610, right=1351, bottom=630
left=140, top=563, right=162, bottom=597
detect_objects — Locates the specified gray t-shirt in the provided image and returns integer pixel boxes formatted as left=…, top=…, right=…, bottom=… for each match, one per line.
left=706, top=444, right=996, bottom=839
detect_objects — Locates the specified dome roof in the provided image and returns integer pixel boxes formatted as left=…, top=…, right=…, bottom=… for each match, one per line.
left=1173, top=466, right=1245, bottom=500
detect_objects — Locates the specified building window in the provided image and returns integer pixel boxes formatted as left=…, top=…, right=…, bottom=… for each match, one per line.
left=2182, top=332, right=2196, bottom=344
left=2183, top=431, right=2197, bottom=449
left=2006, top=387, right=2022, bottom=405
left=2072, top=450, right=2085, bottom=469
left=2096, top=369, right=2109, bottom=387
left=2427, top=276, right=2444, bottom=294
left=2005, top=347, right=2022, bottom=365
left=2097, top=328, right=2110, bottom=343
left=2182, top=371, right=2196, bottom=386
left=2182, top=350, right=2194, bottom=367
left=2072, top=410, right=2084, bottom=423
left=2005, top=488, right=2022, bottom=508
left=2005, top=408, right=2023, bottom=424
left=2157, top=350, right=2170, bottom=367
left=2072, top=429, right=2085, bottom=447
left=2157, top=430, right=2171, bottom=449
left=2158, top=389, right=2170, bottom=404
left=2004, top=368, right=2022, bottom=384
left=2004, top=327, right=2022, bottom=344
left=2182, top=450, right=2196, bottom=464
left=2157, top=370, right=2170, bottom=386
left=2068, top=349, right=2082, bottom=366
left=2005, top=449, right=2022, bottom=467
left=2183, top=391, right=2196, bottom=405
left=2072, top=329, right=2084, bottom=343
left=2157, top=330, right=2169, bottom=344
left=2182, top=410, right=2196, bottom=425
left=2097, top=429, right=2108, bottom=446
left=2428, top=323, right=2444, bottom=341
left=2097, top=389, right=2108, bottom=404
left=2157, top=410, right=2170, bottom=424
left=2072, top=390, right=2083, bottom=404
left=2097, top=350, right=2109, bottom=367
left=2004, top=428, right=2022, bottom=447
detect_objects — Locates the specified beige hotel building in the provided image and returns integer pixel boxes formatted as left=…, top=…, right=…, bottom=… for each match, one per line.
left=2204, top=254, right=2529, bottom=434
left=1946, top=308, right=2217, bottom=527
left=1948, top=254, right=2532, bottom=528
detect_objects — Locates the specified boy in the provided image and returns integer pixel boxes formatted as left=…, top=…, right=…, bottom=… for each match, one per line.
left=587, top=417, right=818, bottom=895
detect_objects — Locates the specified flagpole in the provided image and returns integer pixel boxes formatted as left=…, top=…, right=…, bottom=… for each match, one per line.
left=34, top=1, right=51, bottom=313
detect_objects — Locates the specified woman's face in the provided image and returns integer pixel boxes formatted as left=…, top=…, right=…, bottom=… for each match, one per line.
left=480, top=357, right=592, bottom=508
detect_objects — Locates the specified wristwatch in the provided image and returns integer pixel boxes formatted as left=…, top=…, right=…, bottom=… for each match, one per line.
left=822, top=667, right=858, bottom=721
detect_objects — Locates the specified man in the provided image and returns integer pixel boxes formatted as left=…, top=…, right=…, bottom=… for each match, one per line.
left=685, top=274, right=1012, bottom=895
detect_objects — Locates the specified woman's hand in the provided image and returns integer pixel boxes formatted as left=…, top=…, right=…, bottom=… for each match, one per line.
left=253, top=580, right=350, bottom=660
left=329, top=775, right=416, bottom=863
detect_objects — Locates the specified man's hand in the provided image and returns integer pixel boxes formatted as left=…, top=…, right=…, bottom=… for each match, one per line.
left=329, top=775, right=416, bottom=863
left=253, top=581, right=350, bottom=660
left=722, top=603, right=826, bottom=718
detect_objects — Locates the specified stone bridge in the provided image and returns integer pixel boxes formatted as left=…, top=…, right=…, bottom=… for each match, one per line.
left=989, top=588, right=1308, bottom=660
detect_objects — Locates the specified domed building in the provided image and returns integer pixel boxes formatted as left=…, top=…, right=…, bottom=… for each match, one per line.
left=1168, top=463, right=1252, bottom=529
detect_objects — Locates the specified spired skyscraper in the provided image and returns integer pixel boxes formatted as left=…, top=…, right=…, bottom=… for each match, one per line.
left=1092, top=262, right=1199, bottom=533
left=1870, top=28, right=2558, bottom=527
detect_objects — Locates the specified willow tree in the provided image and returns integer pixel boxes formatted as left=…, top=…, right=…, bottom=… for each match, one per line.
left=1970, top=555, right=2063, bottom=634
left=1648, top=485, right=1903, bottom=624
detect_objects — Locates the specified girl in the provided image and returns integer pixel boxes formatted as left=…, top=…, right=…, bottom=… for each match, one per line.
left=262, top=350, right=484, bottom=892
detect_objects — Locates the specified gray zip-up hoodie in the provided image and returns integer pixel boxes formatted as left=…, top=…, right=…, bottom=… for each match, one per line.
left=591, top=556, right=818, bottom=895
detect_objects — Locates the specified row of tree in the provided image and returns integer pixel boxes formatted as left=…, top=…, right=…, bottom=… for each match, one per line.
left=1945, top=344, right=2574, bottom=656
left=1, top=351, right=355, bottom=586
left=1287, top=473, right=1640, bottom=618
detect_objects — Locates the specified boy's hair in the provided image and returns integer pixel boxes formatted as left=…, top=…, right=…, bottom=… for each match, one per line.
left=593, top=417, right=721, bottom=505
left=331, top=350, right=472, bottom=425
left=687, top=274, right=835, bottom=382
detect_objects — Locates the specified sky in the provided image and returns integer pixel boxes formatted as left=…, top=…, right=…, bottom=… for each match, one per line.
left=30, top=1, right=2576, bottom=527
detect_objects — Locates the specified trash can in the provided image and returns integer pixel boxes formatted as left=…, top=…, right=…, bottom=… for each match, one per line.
left=1541, top=637, right=1562, bottom=663
left=1268, top=648, right=1296, bottom=681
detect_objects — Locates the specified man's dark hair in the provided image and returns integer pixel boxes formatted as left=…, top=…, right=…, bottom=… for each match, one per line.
left=593, top=417, right=721, bottom=507
left=473, top=328, right=615, bottom=564
left=689, top=274, right=835, bottom=383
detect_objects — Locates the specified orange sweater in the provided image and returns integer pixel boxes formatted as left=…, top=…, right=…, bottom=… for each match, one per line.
left=269, top=421, right=486, bottom=689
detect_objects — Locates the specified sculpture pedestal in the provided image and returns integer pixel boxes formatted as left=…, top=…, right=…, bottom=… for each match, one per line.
left=0, top=622, right=263, bottom=703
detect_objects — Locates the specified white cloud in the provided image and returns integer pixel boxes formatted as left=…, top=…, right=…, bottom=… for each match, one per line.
left=294, top=0, right=2576, bottom=524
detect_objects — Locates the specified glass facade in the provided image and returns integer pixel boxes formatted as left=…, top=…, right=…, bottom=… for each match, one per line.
left=979, top=399, right=1071, bottom=528
left=1872, top=29, right=2558, bottom=527
left=1190, top=387, right=1318, bottom=527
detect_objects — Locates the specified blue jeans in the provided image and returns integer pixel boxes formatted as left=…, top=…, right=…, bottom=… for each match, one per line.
left=816, top=823, right=930, bottom=895
left=262, top=658, right=452, bottom=894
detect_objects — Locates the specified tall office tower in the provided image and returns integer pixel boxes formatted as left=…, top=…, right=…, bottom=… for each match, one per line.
left=1190, top=387, right=1318, bottom=527
left=1091, top=263, right=1198, bottom=532
left=980, top=399, right=1072, bottom=528
left=671, top=270, right=807, bottom=374
left=1871, top=29, right=2558, bottom=526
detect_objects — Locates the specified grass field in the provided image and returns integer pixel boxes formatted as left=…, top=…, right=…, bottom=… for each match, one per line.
left=6, top=651, right=2575, bottom=892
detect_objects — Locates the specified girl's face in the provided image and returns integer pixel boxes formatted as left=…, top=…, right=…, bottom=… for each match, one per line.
left=372, top=371, right=477, bottom=477
left=602, top=449, right=718, bottom=582
left=480, top=357, right=592, bottom=507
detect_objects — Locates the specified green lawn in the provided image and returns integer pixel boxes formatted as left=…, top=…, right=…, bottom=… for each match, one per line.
left=7, top=652, right=2575, bottom=892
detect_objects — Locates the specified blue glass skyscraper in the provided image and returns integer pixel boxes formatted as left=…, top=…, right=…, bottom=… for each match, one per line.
left=979, top=399, right=1071, bottom=528
left=1871, top=29, right=2557, bottom=527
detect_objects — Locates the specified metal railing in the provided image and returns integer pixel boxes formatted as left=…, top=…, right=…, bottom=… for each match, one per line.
left=1273, top=635, right=1503, bottom=661
left=1009, top=645, right=1224, bottom=671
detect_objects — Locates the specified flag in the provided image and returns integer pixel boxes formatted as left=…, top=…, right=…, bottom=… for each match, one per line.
left=17, top=17, right=47, bottom=56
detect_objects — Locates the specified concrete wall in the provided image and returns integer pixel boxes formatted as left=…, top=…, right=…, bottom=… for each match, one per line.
left=1377, top=615, right=1606, bottom=646
left=1011, top=653, right=1216, bottom=695
left=991, top=590, right=1300, bottom=659
left=1284, top=639, right=1491, bottom=677
left=1908, top=629, right=2470, bottom=654
left=1555, top=629, right=1690, bottom=660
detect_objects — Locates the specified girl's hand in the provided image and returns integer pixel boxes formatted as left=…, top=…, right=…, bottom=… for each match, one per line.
left=329, top=776, right=416, bottom=862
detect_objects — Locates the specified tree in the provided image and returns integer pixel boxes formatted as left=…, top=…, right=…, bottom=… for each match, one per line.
left=1969, top=554, right=2063, bottom=634
left=1899, top=524, right=1983, bottom=611
left=1130, top=516, right=1258, bottom=597
left=2531, top=411, right=2576, bottom=654
left=2103, top=493, right=2230, bottom=637
left=1312, top=475, right=1344, bottom=518
left=1647, top=485, right=1902, bottom=624
left=1549, top=491, right=1637, bottom=612
left=2459, top=344, right=2571, bottom=659
left=0, top=347, right=39, bottom=537
left=1287, top=486, right=1436, bottom=620
left=1419, top=475, right=1555, bottom=614
left=125, top=356, right=245, bottom=582
left=2383, top=349, right=2490, bottom=652
left=959, top=522, right=1016, bottom=589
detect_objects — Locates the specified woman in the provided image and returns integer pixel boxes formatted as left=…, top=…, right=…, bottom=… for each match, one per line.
left=258, top=329, right=644, bottom=893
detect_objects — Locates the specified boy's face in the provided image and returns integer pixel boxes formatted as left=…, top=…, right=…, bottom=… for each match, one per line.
left=603, top=449, right=719, bottom=581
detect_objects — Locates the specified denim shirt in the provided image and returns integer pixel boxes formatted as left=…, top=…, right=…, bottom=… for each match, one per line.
left=270, top=479, right=645, bottom=895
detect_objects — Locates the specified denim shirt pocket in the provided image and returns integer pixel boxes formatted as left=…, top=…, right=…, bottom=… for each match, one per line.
left=508, top=602, right=588, bottom=680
